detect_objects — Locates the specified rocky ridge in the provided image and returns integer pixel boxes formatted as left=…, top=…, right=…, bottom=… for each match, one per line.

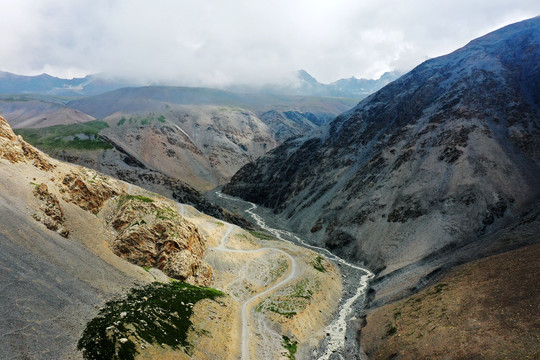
left=0, top=113, right=212, bottom=285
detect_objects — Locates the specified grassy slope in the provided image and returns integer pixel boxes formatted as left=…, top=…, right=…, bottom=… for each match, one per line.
left=78, top=281, right=224, bottom=360
left=14, top=120, right=113, bottom=150
left=361, top=243, right=540, bottom=360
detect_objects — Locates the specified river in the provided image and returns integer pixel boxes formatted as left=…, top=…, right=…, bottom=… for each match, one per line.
left=214, top=191, right=374, bottom=360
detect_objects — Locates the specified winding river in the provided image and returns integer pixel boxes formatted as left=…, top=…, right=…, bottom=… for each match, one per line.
left=215, top=192, right=374, bottom=360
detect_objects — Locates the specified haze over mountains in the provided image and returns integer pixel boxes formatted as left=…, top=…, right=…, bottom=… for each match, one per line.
left=0, top=69, right=399, bottom=98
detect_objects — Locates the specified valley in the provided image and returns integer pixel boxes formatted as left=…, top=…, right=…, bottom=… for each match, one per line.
left=1, top=10, right=539, bottom=360
left=0, top=114, right=354, bottom=359
left=211, top=191, right=374, bottom=359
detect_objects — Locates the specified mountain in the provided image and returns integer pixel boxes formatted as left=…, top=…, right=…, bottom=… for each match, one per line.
left=0, top=113, right=345, bottom=360
left=7, top=87, right=355, bottom=197
left=63, top=85, right=355, bottom=150
left=0, top=94, right=95, bottom=128
left=13, top=117, right=256, bottom=228
left=65, top=85, right=357, bottom=119
left=328, top=71, right=401, bottom=96
left=228, top=69, right=402, bottom=98
left=0, top=71, right=133, bottom=96
left=0, top=69, right=400, bottom=99
left=224, top=16, right=540, bottom=309
left=0, top=114, right=214, bottom=358
left=361, top=241, right=540, bottom=359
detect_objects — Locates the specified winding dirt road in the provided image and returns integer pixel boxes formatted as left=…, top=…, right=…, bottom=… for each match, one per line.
left=214, top=225, right=300, bottom=360
left=178, top=203, right=302, bottom=360
left=215, top=192, right=374, bottom=360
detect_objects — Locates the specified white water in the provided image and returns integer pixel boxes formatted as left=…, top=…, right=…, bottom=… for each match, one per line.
left=215, top=192, right=374, bottom=359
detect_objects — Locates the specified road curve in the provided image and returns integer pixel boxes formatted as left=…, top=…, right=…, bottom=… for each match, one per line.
left=178, top=203, right=301, bottom=360
left=215, top=192, right=374, bottom=360
left=211, top=225, right=300, bottom=360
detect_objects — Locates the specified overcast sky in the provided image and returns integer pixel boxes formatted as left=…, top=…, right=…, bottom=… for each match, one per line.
left=0, top=0, right=538, bottom=86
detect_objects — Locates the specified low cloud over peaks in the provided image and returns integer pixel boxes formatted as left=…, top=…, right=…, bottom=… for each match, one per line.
left=1, top=0, right=539, bottom=86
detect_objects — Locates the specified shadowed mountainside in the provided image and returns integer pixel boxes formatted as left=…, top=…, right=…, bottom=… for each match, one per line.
left=224, top=17, right=540, bottom=306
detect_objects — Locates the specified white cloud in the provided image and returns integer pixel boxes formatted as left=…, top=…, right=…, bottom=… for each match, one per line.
left=0, top=0, right=538, bottom=85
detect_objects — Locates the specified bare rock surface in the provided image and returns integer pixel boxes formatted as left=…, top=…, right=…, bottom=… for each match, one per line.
left=109, top=195, right=213, bottom=285
left=32, top=183, right=69, bottom=237
left=59, top=170, right=120, bottom=214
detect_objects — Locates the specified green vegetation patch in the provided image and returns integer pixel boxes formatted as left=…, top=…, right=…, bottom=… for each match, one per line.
left=312, top=255, right=326, bottom=272
left=154, top=206, right=179, bottom=221
left=126, top=194, right=154, bottom=203
left=249, top=230, right=275, bottom=240
left=116, top=194, right=156, bottom=212
left=267, top=258, right=288, bottom=283
left=15, top=120, right=113, bottom=150
left=77, top=281, right=224, bottom=360
left=256, top=278, right=318, bottom=318
left=290, top=278, right=315, bottom=300
left=282, top=336, right=298, bottom=359
left=117, top=117, right=127, bottom=126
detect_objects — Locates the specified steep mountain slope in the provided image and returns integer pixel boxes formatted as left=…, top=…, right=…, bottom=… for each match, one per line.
left=13, top=119, right=255, bottom=229
left=259, top=109, right=322, bottom=142
left=0, top=114, right=215, bottom=358
left=6, top=87, right=354, bottom=192
left=361, top=241, right=540, bottom=360
left=224, top=17, right=540, bottom=306
left=100, top=106, right=277, bottom=189
left=14, top=106, right=274, bottom=191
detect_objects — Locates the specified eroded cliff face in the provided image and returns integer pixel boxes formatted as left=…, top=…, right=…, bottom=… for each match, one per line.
left=0, top=114, right=54, bottom=170
left=0, top=113, right=213, bottom=286
left=224, top=17, right=540, bottom=304
left=109, top=195, right=213, bottom=285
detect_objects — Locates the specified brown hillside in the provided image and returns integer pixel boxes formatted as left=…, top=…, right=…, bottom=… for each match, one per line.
left=361, top=243, right=540, bottom=360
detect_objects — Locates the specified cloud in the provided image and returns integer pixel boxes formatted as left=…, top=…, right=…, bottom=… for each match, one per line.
left=0, top=0, right=538, bottom=86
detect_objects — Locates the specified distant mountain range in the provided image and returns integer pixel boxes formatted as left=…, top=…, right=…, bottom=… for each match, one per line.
left=0, top=72, right=133, bottom=97
left=227, top=70, right=402, bottom=98
left=0, top=69, right=401, bottom=98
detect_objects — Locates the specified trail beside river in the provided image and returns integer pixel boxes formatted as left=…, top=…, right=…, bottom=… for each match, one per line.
left=215, top=192, right=374, bottom=359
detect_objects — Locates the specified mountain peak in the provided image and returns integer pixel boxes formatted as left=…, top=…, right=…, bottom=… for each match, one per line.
left=296, top=69, right=319, bottom=84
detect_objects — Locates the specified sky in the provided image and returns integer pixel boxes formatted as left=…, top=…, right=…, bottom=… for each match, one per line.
left=0, top=0, right=539, bottom=86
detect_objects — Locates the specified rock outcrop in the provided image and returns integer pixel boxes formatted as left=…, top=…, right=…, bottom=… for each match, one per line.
left=59, top=170, right=120, bottom=214
left=224, top=17, right=540, bottom=305
left=32, top=183, right=69, bottom=238
left=109, top=195, right=213, bottom=285
left=0, top=114, right=54, bottom=170
left=1, top=113, right=213, bottom=286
